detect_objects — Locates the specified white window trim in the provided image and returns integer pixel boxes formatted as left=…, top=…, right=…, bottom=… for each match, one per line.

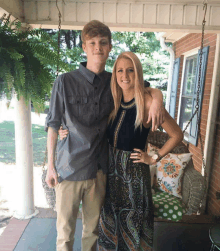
left=177, top=47, right=200, bottom=140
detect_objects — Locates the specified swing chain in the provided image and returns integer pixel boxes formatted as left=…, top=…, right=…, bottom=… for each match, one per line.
left=197, top=2, right=207, bottom=175
left=182, top=2, right=208, bottom=214
left=56, top=0, right=62, bottom=77
left=182, top=3, right=207, bottom=136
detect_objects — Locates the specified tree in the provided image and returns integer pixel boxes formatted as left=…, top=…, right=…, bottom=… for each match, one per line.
left=43, top=29, right=170, bottom=84
left=42, top=29, right=84, bottom=72
left=106, top=31, right=170, bottom=81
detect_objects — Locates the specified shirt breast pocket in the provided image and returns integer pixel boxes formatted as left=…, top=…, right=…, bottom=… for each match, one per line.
left=101, top=96, right=114, bottom=116
left=67, top=95, right=88, bottom=117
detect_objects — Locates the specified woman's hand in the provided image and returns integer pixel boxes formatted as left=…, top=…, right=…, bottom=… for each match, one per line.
left=130, top=148, right=157, bottom=165
left=58, top=125, right=69, bottom=140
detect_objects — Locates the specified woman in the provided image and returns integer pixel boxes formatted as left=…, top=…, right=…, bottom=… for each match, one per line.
left=97, top=51, right=183, bottom=251
left=59, top=52, right=183, bottom=250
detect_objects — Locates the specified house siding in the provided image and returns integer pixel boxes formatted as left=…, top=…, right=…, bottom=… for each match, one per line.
left=173, top=33, right=220, bottom=216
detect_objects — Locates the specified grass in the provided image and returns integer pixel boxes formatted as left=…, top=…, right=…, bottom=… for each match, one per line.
left=0, top=121, right=47, bottom=165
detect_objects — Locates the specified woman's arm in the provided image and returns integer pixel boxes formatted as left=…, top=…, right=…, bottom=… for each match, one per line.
left=130, top=94, right=183, bottom=164
left=144, top=92, right=183, bottom=157
left=154, top=110, right=183, bottom=158
left=146, top=87, right=165, bottom=131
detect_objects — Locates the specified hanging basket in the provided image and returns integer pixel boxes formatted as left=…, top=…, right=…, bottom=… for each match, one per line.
left=41, top=166, right=56, bottom=210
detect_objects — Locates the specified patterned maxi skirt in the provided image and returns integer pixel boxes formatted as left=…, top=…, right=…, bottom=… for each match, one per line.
left=98, top=146, right=154, bottom=251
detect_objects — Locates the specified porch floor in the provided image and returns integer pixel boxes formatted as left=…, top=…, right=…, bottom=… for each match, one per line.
left=0, top=208, right=217, bottom=251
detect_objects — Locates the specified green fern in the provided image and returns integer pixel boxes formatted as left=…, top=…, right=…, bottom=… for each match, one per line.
left=0, top=15, right=68, bottom=112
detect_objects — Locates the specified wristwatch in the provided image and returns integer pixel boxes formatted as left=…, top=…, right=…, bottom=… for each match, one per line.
left=152, top=150, right=162, bottom=162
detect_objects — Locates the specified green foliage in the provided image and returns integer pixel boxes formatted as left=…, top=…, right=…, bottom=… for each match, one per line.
left=43, top=29, right=170, bottom=82
left=153, top=79, right=168, bottom=91
left=106, top=32, right=169, bottom=81
left=0, top=15, right=69, bottom=112
left=42, top=29, right=84, bottom=71
left=0, top=120, right=48, bottom=165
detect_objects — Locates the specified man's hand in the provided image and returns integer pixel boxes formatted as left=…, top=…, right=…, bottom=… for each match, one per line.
left=147, top=99, right=165, bottom=131
left=45, top=166, right=58, bottom=188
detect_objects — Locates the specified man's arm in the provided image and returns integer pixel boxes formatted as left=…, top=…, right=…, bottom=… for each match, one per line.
left=145, top=87, right=165, bottom=131
left=46, top=127, right=59, bottom=188
left=44, top=76, right=64, bottom=187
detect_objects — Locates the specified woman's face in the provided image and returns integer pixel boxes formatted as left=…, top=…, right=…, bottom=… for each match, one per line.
left=116, top=58, right=135, bottom=92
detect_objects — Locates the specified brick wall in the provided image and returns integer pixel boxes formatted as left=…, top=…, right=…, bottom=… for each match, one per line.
left=173, top=33, right=220, bottom=216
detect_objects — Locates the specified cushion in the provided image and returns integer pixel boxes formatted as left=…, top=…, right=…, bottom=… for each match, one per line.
left=153, top=190, right=187, bottom=221
left=147, top=143, right=192, bottom=199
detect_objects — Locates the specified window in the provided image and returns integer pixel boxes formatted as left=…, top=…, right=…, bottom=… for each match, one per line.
left=177, top=46, right=209, bottom=146
left=169, top=58, right=180, bottom=119
left=179, top=54, right=197, bottom=138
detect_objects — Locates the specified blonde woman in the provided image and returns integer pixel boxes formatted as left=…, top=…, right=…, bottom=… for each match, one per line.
left=98, top=52, right=183, bottom=251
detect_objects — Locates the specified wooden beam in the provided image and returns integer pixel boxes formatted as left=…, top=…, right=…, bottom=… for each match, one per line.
left=154, top=214, right=218, bottom=224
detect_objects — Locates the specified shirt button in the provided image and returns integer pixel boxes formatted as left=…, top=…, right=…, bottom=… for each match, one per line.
left=95, top=86, right=98, bottom=90
left=95, top=102, right=98, bottom=105
left=96, top=117, right=98, bottom=120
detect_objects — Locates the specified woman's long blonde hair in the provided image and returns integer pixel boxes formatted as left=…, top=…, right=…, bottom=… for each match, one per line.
left=109, top=51, right=146, bottom=129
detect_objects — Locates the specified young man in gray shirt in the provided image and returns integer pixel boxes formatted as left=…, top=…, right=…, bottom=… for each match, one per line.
left=45, top=20, right=164, bottom=251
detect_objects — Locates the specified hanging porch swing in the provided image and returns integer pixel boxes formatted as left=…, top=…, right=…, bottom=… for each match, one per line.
left=148, top=2, right=208, bottom=221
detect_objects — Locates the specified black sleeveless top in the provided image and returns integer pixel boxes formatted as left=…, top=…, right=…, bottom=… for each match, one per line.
left=107, top=98, right=150, bottom=151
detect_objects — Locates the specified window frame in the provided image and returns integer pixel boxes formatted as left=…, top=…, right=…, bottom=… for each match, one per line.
left=177, top=46, right=209, bottom=145
left=177, top=48, right=199, bottom=141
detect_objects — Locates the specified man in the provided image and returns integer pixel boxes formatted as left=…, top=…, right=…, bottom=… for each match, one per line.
left=45, top=20, right=164, bottom=251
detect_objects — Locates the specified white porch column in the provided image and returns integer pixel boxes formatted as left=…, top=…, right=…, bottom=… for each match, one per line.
left=13, top=96, right=38, bottom=219
left=202, top=33, right=220, bottom=212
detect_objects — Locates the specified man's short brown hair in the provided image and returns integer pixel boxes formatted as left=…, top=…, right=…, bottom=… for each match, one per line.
left=81, top=20, right=111, bottom=44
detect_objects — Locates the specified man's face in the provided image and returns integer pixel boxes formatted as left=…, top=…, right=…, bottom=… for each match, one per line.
left=82, top=36, right=112, bottom=65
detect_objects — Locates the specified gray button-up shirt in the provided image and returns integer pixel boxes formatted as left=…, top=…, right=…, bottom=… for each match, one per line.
left=45, top=62, right=113, bottom=181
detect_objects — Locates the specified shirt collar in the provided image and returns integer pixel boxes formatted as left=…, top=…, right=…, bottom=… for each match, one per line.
left=79, top=62, right=95, bottom=84
left=97, top=70, right=108, bottom=82
left=79, top=62, right=108, bottom=84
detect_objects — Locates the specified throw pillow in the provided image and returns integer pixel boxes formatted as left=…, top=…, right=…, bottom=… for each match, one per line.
left=147, top=143, right=193, bottom=199
left=153, top=190, right=187, bottom=221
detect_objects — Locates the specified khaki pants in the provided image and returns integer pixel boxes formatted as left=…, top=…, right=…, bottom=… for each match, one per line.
left=55, top=169, right=106, bottom=251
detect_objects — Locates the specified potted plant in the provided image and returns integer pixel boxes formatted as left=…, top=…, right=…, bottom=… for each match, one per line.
left=0, top=14, right=69, bottom=111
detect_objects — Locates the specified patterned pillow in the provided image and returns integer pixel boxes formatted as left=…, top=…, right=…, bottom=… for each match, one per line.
left=147, top=143, right=193, bottom=199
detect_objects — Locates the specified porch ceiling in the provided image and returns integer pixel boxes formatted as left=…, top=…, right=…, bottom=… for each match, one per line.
left=1, top=0, right=220, bottom=43
left=161, top=32, right=189, bottom=42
